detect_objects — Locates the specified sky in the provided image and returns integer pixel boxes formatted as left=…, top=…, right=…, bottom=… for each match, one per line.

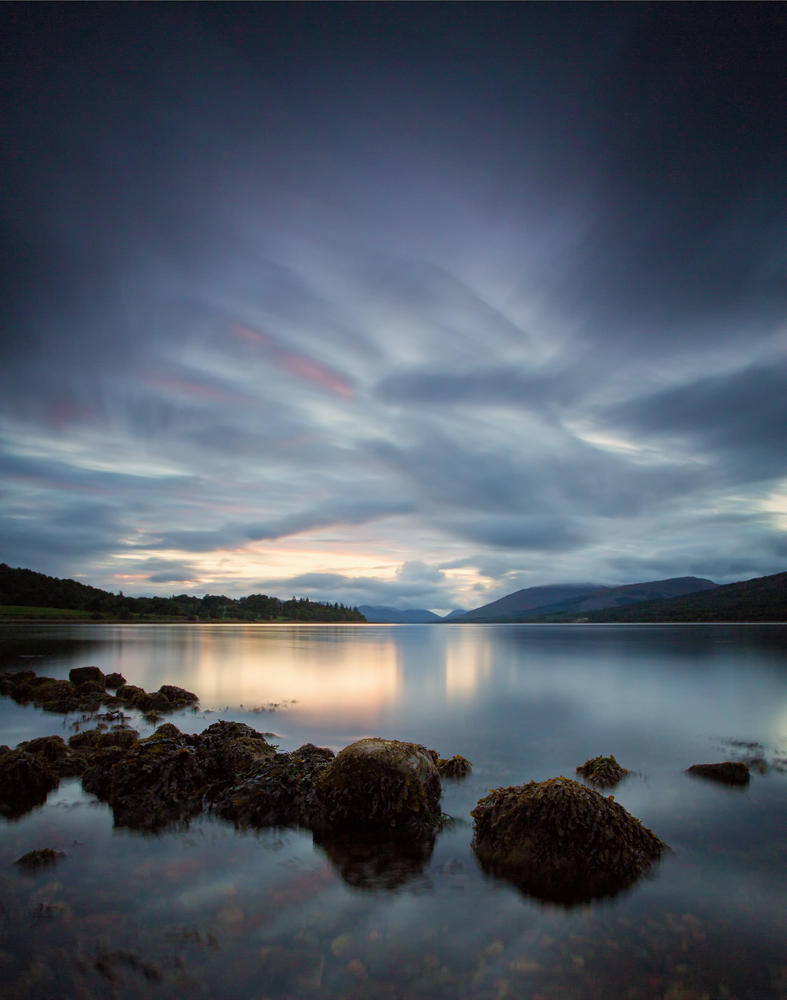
left=2, top=3, right=787, bottom=614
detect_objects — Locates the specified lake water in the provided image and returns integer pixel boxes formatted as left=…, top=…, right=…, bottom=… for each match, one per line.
left=1, top=622, right=787, bottom=1000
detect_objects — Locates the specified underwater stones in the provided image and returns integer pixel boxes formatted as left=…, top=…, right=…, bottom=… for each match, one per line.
left=471, top=776, right=667, bottom=905
left=17, top=735, right=86, bottom=777
left=0, top=749, right=60, bottom=818
left=15, top=848, right=67, bottom=870
left=214, top=743, right=335, bottom=827
left=686, top=761, right=750, bottom=786
left=108, top=728, right=207, bottom=829
left=437, top=755, right=473, bottom=780
left=314, top=738, right=442, bottom=834
left=576, top=754, right=629, bottom=787
left=69, top=666, right=105, bottom=686
left=104, top=672, right=126, bottom=689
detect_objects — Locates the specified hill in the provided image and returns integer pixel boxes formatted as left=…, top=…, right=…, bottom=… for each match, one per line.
left=454, top=577, right=716, bottom=622
left=585, top=571, right=787, bottom=622
left=0, top=563, right=366, bottom=623
left=358, top=606, right=445, bottom=623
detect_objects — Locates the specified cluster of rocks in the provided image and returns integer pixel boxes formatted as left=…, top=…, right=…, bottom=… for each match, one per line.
left=0, top=666, right=198, bottom=715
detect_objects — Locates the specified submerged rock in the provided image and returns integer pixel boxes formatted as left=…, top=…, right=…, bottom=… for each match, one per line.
left=686, top=761, right=750, bottom=786
left=314, top=737, right=442, bottom=835
left=15, top=848, right=67, bottom=870
left=314, top=827, right=436, bottom=891
left=471, top=776, right=667, bottom=905
left=0, top=749, right=60, bottom=818
left=576, top=754, right=629, bottom=787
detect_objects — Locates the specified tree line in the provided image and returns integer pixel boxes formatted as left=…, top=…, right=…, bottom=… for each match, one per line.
left=0, top=563, right=366, bottom=622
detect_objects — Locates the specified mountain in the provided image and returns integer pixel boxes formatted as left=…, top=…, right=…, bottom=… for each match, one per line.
left=358, top=606, right=445, bottom=623
left=443, top=609, right=468, bottom=619
left=454, top=584, right=607, bottom=622
left=585, top=571, right=787, bottom=622
left=454, top=577, right=717, bottom=622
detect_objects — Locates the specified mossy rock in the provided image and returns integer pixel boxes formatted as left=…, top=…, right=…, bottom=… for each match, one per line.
left=115, top=684, right=148, bottom=707
left=158, top=684, right=198, bottom=706
left=69, top=727, right=139, bottom=754
left=0, top=750, right=60, bottom=818
left=437, top=754, right=473, bottom=779
left=576, top=754, right=629, bottom=787
left=108, top=729, right=207, bottom=829
left=314, top=738, right=442, bottom=834
left=686, top=761, right=750, bottom=786
left=17, top=735, right=86, bottom=777
left=69, top=666, right=105, bottom=686
left=104, top=672, right=126, bottom=689
left=81, top=746, right=128, bottom=800
left=471, top=776, right=667, bottom=905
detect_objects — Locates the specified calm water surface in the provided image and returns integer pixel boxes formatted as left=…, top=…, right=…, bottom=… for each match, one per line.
left=1, top=623, right=786, bottom=1000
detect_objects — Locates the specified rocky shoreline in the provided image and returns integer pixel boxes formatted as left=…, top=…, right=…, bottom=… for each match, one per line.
left=0, top=664, right=755, bottom=902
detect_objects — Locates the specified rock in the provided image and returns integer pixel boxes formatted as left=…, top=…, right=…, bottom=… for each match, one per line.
left=471, top=776, right=667, bottom=905
left=17, top=735, right=86, bottom=777
left=576, top=754, right=629, bottom=787
left=69, top=666, right=105, bottom=686
left=108, top=727, right=207, bottom=829
left=314, top=738, right=442, bottom=835
left=158, top=684, right=199, bottom=706
left=686, top=761, right=750, bottom=786
left=437, top=755, right=472, bottom=779
left=15, top=848, right=67, bottom=870
left=214, top=743, right=334, bottom=827
left=115, top=684, right=148, bottom=707
left=68, top=727, right=140, bottom=754
left=0, top=744, right=11, bottom=757
left=81, top=746, right=128, bottom=799
left=0, top=669, right=36, bottom=695
left=0, top=750, right=60, bottom=818
left=199, top=720, right=276, bottom=780
left=104, top=672, right=126, bottom=689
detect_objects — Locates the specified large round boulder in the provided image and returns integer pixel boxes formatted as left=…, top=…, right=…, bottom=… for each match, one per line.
left=471, top=776, right=667, bottom=905
left=314, top=737, right=442, bottom=834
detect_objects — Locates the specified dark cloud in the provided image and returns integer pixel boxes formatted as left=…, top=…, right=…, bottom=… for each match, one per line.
left=1, top=5, right=786, bottom=603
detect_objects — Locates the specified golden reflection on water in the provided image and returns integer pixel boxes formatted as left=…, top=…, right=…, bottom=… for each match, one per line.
left=444, top=633, right=493, bottom=699
left=123, top=626, right=401, bottom=724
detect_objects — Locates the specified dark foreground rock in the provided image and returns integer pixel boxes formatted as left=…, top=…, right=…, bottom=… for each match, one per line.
left=471, top=776, right=667, bottom=905
left=313, top=738, right=442, bottom=836
left=576, top=754, right=629, bottom=787
left=17, top=735, right=86, bottom=777
left=686, top=761, right=750, bottom=785
left=0, top=749, right=60, bottom=818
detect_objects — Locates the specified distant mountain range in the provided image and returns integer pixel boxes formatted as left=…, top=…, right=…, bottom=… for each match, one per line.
left=358, top=606, right=466, bottom=623
left=454, top=576, right=718, bottom=622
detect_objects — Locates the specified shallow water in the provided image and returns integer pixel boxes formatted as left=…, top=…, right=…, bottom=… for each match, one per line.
left=1, top=622, right=787, bottom=999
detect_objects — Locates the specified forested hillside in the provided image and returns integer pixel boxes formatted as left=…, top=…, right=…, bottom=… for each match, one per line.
left=0, top=564, right=366, bottom=622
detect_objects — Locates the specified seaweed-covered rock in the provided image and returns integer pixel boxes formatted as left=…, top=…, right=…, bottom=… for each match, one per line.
left=214, top=743, right=334, bottom=827
left=82, top=746, right=128, bottom=799
left=686, top=761, right=750, bottom=786
left=16, top=848, right=67, bottom=870
left=471, top=776, right=667, bottom=905
left=115, top=684, right=148, bottom=707
left=68, top=727, right=140, bottom=754
left=104, top=672, right=126, bottom=689
left=576, top=754, right=629, bottom=787
left=437, top=754, right=473, bottom=779
left=17, top=735, right=86, bottom=777
left=0, top=744, right=10, bottom=757
left=200, top=720, right=276, bottom=780
left=108, top=727, right=207, bottom=829
left=158, top=684, right=199, bottom=706
left=0, top=750, right=60, bottom=818
left=0, top=669, right=36, bottom=695
left=69, top=666, right=105, bottom=686
left=314, top=738, right=442, bottom=835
